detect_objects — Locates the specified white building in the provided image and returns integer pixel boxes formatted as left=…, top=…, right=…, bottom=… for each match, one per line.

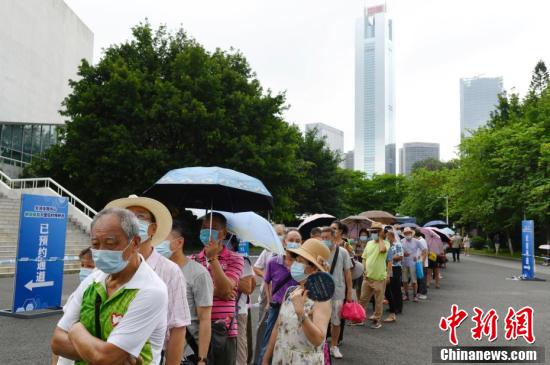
left=354, top=4, right=396, bottom=175
left=344, top=150, right=354, bottom=170
left=460, top=76, right=503, bottom=137
left=305, top=123, right=344, bottom=166
left=0, top=0, right=93, bottom=169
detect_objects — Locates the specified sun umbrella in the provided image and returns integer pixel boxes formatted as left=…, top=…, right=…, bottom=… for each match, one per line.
left=215, top=211, right=284, bottom=255
left=423, top=220, right=448, bottom=228
left=298, top=214, right=336, bottom=239
left=341, top=215, right=374, bottom=239
left=143, top=166, right=273, bottom=212
left=359, top=210, right=396, bottom=224
left=419, top=227, right=445, bottom=254
left=400, top=222, right=419, bottom=228
left=440, top=227, right=455, bottom=236
left=426, top=227, right=451, bottom=243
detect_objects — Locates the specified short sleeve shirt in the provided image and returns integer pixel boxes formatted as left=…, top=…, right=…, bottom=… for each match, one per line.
left=417, top=237, right=428, bottom=267
left=388, top=241, right=404, bottom=267
left=264, top=255, right=298, bottom=304
left=401, top=238, right=421, bottom=267
left=237, top=257, right=253, bottom=315
left=146, top=250, right=191, bottom=348
left=196, top=247, right=244, bottom=337
left=327, top=247, right=353, bottom=300
left=181, top=259, right=213, bottom=341
left=58, top=257, right=168, bottom=365
left=362, top=240, right=390, bottom=281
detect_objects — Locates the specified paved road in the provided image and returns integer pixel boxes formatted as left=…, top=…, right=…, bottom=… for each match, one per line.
left=0, top=255, right=548, bottom=364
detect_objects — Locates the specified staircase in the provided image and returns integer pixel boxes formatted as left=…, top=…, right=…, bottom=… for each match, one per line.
left=0, top=169, right=96, bottom=277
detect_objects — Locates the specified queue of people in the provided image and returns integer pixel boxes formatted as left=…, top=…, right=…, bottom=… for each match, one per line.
left=50, top=194, right=454, bottom=365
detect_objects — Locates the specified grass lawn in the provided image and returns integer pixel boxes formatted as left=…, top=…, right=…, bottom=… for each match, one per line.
left=469, top=248, right=547, bottom=264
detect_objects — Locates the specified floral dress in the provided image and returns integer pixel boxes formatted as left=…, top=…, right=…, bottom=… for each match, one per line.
left=272, top=286, right=325, bottom=364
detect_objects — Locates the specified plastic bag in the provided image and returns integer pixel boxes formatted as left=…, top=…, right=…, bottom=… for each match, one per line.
left=416, top=260, right=424, bottom=280
left=340, top=301, right=366, bottom=322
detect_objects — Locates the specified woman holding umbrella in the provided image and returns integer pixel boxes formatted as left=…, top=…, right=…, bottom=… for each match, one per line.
left=261, top=239, right=332, bottom=365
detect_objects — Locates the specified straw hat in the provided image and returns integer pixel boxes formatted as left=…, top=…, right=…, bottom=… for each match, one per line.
left=403, top=227, right=415, bottom=235
left=368, top=222, right=384, bottom=231
left=105, top=195, right=172, bottom=246
left=287, top=238, right=330, bottom=272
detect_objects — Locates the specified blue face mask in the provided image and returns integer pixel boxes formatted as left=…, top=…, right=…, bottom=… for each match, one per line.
left=200, top=229, right=219, bottom=245
left=371, top=233, right=379, bottom=241
left=138, top=220, right=150, bottom=243
left=359, top=235, right=368, bottom=241
left=91, top=240, right=133, bottom=274
left=290, top=261, right=308, bottom=282
left=79, top=267, right=93, bottom=282
left=322, top=240, right=333, bottom=249
left=286, top=242, right=300, bottom=250
left=155, top=240, right=173, bottom=258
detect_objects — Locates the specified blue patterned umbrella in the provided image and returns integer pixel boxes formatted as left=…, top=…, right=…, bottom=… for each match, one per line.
left=423, top=220, right=448, bottom=228
left=143, top=166, right=274, bottom=212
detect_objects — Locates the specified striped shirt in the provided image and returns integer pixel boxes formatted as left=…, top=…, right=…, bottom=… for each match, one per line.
left=195, top=247, right=244, bottom=337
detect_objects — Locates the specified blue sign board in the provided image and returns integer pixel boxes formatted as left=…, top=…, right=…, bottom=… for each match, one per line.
left=521, top=220, right=535, bottom=279
left=12, top=194, right=68, bottom=313
left=238, top=241, right=250, bottom=257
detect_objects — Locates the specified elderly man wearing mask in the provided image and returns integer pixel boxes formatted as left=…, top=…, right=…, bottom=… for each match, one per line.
left=106, top=195, right=191, bottom=365
left=51, top=207, right=168, bottom=365
left=401, top=227, right=422, bottom=302
left=194, top=212, right=244, bottom=365
left=262, top=239, right=332, bottom=365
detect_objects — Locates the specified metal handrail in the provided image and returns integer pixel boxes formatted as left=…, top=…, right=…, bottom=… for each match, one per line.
left=0, top=155, right=30, bottom=168
left=0, top=170, right=97, bottom=218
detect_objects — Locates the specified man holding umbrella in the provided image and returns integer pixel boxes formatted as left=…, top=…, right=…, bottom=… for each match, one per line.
left=106, top=195, right=191, bottom=365
left=195, top=212, right=244, bottom=365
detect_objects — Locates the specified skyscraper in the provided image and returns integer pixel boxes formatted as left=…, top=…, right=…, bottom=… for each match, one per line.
left=460, top=76, right=503, bottom=137
left=400, top=142, right=440, bottom=175
left=344, top=150, right=354, bottom=170
left=354, top=4, right=395, bottom=175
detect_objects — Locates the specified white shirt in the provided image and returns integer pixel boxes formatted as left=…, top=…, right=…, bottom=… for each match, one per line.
left=418, top=237, right=428, bottom=267
left=254, top=249, right=277, bottom=303
left=58, top=256, right=168, bottom=365
left=238, top=257, right=253, bottom=315
left=146, top=249, right=192, bottom=348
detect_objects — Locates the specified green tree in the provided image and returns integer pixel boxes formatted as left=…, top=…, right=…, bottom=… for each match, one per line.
left=399, top=168, right=449, bottom=225
left=24, top=22, right=303, bottom=220
left=293, top=128, right=343, bottom=217
left=529, top=60, right=549, bottom=97
left=411, top=158, right=446, bottom=173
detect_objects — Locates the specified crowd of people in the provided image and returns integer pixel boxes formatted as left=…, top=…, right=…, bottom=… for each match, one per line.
left=49, top=195, right=461, bottom=365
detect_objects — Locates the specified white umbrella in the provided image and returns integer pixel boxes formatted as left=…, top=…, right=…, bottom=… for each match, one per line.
left=440, top=227, right=455, bottom=236
left=538, top=244, right=550, bottom=250
left=218, top=211, right=284, bottom=255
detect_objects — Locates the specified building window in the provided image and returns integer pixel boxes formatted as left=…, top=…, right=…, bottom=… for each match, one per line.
left=388, top=19, right=393, bottom=41
left=366, top=15, right=375, bottom=38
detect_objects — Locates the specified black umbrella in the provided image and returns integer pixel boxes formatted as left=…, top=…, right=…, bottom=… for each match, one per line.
left=298, top=214, right=336, bottom=239
left=143, top=166, right=274, bottom=212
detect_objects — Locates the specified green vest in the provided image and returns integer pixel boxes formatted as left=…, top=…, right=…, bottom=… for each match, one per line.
left=76, top=282, right=153, bottom=365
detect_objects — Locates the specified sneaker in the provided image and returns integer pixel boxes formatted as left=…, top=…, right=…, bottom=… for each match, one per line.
left=331, top=346, right=343, bottom=359
left=368, top=315, right=376, bottom=321
left=417, top=294, right=428, bottom=300
left=413, top=295, right=419, bottom=302
left=370, top=321, right=382, bottom=329
left=403, top=295, right=409, bottom=301
left=348, top=320, right=365, bottom=326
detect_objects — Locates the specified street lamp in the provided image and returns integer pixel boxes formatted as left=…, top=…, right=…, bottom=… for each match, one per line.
left=438, top=196, right=449, bottom=224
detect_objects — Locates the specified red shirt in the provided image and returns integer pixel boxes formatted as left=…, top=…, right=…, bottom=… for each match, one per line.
left=195, top=247, right=244, bottom=337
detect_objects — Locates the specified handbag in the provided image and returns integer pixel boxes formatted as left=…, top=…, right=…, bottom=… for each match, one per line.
left=428, top=252, right=437, bottom=262
left=415, top=260, right=424, bottom=280
left=340, top=301, right=366, bottom=322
